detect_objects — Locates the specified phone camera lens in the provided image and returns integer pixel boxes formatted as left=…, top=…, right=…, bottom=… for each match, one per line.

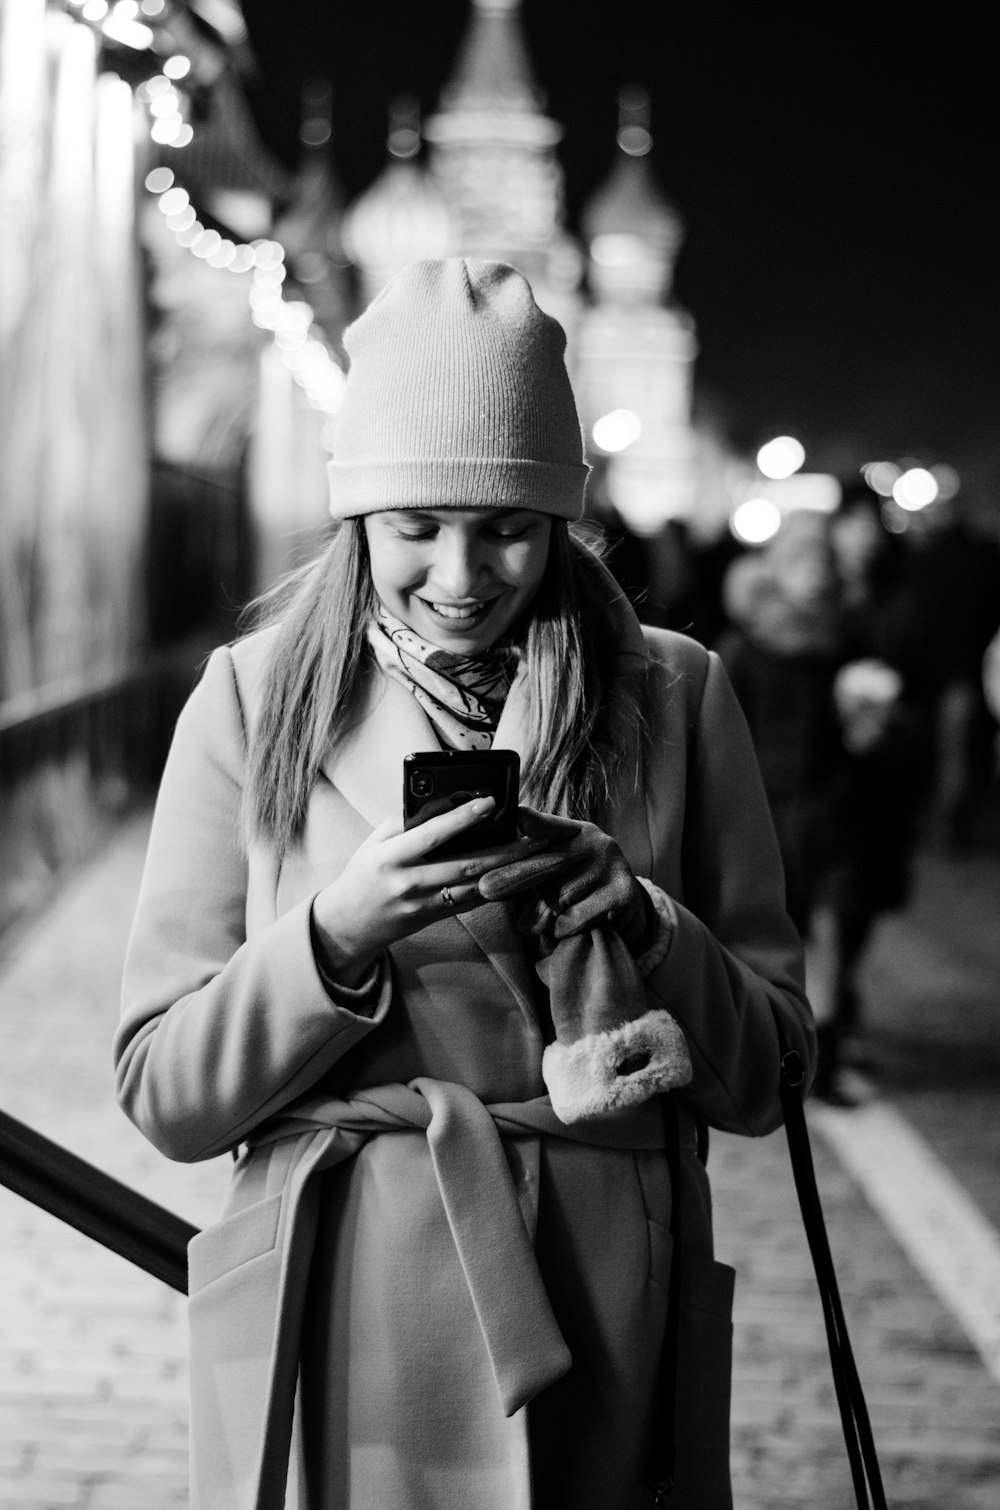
left=410, top=771, right=433, bottom=798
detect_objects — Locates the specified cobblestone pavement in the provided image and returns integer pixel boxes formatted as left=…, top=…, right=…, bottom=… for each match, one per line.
left=1, top=810, right=999, bottom=1508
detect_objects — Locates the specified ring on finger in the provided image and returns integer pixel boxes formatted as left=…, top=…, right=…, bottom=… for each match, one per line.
left=440, top=885, right=456, bottom=910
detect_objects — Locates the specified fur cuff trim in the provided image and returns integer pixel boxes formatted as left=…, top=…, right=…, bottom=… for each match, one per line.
left=542, top=1008, right=693, bottom=1125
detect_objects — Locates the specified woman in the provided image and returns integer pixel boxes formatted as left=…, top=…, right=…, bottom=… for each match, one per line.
left=115, top=259, right=814, bottom=1510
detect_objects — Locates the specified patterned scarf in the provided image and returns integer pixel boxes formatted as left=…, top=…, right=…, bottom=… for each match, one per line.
left=367, top=605, right=519, bottom=750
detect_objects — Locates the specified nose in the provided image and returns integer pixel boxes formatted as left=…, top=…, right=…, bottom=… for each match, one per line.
left=432, top=531, right=489, bottom=598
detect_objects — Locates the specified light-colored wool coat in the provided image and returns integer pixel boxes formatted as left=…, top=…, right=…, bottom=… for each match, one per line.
left=115, top=581, right=814, bottom=1510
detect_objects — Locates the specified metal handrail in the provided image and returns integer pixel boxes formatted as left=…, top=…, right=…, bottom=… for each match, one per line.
left=0, top=1107, right=197, bottom=1293
left=0, top=637, right=210, bottom=740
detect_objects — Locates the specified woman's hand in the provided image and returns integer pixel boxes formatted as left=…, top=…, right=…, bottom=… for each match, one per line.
left=477, top=807, right=655, bottom=951
left=311, top=797, right=547, bottom=983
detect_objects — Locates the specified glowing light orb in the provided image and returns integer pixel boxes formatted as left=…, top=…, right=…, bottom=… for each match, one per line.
left=150, top=117, right=181, bottom=145
left=149, top=92, right=180, bottom=118
left=190, top=228, right=221, bottom=259
left=756, top=436, right=806, bottom=480
left=158, top=186, right=189, bottom=215
left=861, top=460, right=901, bottom=497
left=892, top=467, right=939, bottom=511
left=931, top=463, right=960, bottom=500
left=206, top=239, right=237, bottom=269
left=592, top=409, right=642, bottom=453
left=732, top=498, right=782, bottom=545
left=102, top=12, right=154, bottom=47
left=144, top=166, right=174, bottom=193
left=252, top=240, right=285, bottom=269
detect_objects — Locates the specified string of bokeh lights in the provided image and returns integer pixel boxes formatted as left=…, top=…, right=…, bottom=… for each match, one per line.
left=65, top=0, right=347, bottom=436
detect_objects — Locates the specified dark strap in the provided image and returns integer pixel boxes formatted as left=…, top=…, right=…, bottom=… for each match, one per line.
left=779, top=1045, right=888, bottom=1510
left=646, top=1095, right=682, bottom=1504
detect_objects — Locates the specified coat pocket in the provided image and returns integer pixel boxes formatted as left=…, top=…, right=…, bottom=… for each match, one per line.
left=188, top=1191, right=283, bottom=1294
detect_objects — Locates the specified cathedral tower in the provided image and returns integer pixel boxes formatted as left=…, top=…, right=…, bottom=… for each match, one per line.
left=575, top=87, right=697, bottom=533
left=423, top=0, right=582, bottom=337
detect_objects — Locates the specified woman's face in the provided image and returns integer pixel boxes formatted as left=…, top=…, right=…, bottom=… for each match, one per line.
left=363, top=507, right=552, bottom=654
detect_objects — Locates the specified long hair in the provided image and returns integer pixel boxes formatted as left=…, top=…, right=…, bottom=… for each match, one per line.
left=240, top=518, right=647, bottom=854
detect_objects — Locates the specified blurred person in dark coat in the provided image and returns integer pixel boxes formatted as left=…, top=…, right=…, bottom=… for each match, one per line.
left=902, top=494, right=1000, bottom=850
left=826, top=485, right=930, bottom=1044
left=716, top=510, right=851, bottom=1098
left=719, top=496, right=938, bottom=1101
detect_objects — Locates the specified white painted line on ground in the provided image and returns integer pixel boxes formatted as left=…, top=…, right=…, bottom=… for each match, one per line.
left=810, top=1097, right=1000, bottom=1386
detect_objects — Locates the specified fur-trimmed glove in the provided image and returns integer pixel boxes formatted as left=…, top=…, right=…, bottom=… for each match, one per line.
left=478, top=807, right=691, bottom=1124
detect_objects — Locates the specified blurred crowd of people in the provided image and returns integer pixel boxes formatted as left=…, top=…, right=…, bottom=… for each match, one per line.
left=600, top=484, right=1000, bottom=1103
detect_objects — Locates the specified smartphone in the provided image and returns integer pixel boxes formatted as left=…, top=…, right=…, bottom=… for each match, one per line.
left=403, top=749, right=520, bottom=859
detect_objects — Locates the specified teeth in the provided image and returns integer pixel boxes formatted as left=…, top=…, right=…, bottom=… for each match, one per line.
left=429, top=602, right=485, bottom=619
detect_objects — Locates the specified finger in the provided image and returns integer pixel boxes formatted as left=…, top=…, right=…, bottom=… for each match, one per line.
left=435, top=880, right=489, bottom=916
left=520, top=898, right=561, bottom=937
left=550, top=902, right=626, bottom=939
left=547, top=867, right=633, bottom=915
left=388, top=796, right=497, bottom=862
left=415, top=834, right=551, bottom=890
left=545, top=876, right=635, bottom=932
left=476, top=849, right=581, bottom=900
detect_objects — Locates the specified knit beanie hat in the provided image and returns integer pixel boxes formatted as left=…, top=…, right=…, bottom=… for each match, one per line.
left=327, top=258, right=589, bottom=521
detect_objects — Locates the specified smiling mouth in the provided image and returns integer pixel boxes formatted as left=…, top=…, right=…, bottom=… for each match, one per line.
left=420, top=599, right=497, bottom=623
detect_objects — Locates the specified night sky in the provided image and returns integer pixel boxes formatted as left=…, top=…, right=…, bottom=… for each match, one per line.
left=237, top=3, right=997, bottom=498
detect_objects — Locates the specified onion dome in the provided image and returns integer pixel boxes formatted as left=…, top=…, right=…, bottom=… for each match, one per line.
left=342, top=96, right=454, bottom=302
left=581, top=86, right=684, bottom=305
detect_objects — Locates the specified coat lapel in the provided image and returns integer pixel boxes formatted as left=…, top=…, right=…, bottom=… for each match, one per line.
left=321, top=670, right=439, bottom=832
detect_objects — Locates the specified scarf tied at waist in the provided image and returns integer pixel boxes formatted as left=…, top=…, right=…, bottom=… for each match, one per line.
left=261, top=1077, right=668, bottom=1410
left=188, top=1079, right=671, bottom=1510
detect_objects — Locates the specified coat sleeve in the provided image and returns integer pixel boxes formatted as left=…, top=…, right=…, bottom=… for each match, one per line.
left=642, top=646, right=816, bottom=1136
left=113, top=646, right=391, bottom=1163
